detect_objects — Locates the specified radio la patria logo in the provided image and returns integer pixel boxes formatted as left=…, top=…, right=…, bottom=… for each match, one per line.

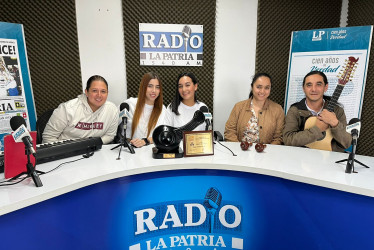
left=131, top=187, right=244, bottom=250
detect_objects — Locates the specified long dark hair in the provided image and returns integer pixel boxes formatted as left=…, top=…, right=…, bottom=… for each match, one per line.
left=248, top=73, right=272, bottom=98
left=170, top=72, right=198, bottom=115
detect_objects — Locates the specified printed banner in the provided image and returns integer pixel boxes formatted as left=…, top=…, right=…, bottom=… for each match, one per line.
left=139, top=23, right=203, bottom=66
left=285, top=26, right=373, bottom=122
left=0, top=22, right=36, bottom=151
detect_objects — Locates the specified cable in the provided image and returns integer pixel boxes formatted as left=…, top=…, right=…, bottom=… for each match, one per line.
left=0, top=157, right=85, bottom=187
left=0, top=176, right=28, bottom=186
left=43, top=157, right=84, bottom=174
left=216, top=141, right=237, bottom=156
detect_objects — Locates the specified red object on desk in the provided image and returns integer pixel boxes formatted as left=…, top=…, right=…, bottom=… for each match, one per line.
left=4, top=131, right=37, bottom=179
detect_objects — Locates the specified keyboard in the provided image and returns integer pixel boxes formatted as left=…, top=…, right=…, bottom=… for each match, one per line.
left=35, top=137, right=103, bottom=164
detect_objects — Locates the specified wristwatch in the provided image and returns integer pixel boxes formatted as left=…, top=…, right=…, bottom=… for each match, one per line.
left=143, top=138, right=150, bottom=146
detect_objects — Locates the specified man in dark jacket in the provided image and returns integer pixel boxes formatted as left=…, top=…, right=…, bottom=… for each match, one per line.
left=283, top=71, right=351, bottom=152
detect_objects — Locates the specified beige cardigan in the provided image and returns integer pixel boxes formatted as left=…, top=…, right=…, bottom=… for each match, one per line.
left=224, top=98, right=285, bottom=144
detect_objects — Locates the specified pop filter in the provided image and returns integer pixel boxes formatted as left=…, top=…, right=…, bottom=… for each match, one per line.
left=152, top=125, right=182, bottom=152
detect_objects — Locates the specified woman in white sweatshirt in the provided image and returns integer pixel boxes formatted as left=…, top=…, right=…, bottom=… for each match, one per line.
left=42, top=75, right=118, bottom=144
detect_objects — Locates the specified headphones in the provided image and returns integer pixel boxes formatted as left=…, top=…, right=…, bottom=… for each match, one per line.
left=83, top=151, right=94, bottom=158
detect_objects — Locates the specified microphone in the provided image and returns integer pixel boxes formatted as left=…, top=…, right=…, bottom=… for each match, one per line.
left=118, top=102, right=135, bottom=154
left=336, top=118, right=369, bottom=173
left=345, top=118, right=360, bottom=174
left=182, top=25, right=191, bottom=53
left=10, top=116, right=36, bottom=156
left=119, top=102, right=130, bottom=134
left=199, top=106, right=212, bottom=131
left=346, top=118, right=360, bottom=144
left=204, top=187, right=222, bottom=233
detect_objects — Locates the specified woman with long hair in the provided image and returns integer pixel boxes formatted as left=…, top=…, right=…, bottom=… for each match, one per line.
left=165, top=72, right=207, bottom=131
left=124, top=72, right=166, bottom=148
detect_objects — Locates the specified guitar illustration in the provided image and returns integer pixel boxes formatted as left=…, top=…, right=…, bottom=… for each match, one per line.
left=305, top=56, right=359, bottom=151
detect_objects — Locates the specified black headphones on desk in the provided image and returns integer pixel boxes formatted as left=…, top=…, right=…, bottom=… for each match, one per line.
left=83, top=149, right=95, bottom=158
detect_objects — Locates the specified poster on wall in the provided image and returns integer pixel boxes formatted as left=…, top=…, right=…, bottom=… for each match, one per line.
left=0, top=22, right=36, bottom=151
left=139, top=23, right=203, bottom=66
left=285, top=25, right=373, bottom=123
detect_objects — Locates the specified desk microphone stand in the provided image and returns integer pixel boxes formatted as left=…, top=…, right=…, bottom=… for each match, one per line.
left=335, top=139, right=369, bottom=173
left=11, top=147, right=43, bottom=187
left=111, top=129, right=135, bottom=159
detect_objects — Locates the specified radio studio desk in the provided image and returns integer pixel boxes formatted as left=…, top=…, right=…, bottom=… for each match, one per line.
left=1, top=142, right=374, bottom=250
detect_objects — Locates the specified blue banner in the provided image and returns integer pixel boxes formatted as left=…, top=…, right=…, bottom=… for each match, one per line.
left=285, top=26, right=373, bottom=121
left=291, top=26, right=372, bottom=52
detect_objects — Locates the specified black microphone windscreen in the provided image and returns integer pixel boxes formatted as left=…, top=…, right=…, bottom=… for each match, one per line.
left=10, top=116, right=26, bottom=131
left=348, top=118, right=360, bottom=125
left=204, top=187, right=222, bottom=209
left=120, top=102, right=129, bottom=111
left=199, top=106, right=209, bottom=113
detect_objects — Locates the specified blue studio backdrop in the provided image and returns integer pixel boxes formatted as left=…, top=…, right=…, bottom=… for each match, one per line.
left=1, top=169, right=374, bottom=249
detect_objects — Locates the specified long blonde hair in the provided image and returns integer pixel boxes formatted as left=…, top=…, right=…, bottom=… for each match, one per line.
left=131, top=72, right=163, bottom=138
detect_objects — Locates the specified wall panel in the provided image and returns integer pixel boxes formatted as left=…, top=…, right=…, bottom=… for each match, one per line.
left=256, top=0, right=342, bottom=106
left=1, top=1, right=82, bottom=118
left=347, top=1, right=374, bottom=156
left=122, top=0, right=216, bottom=111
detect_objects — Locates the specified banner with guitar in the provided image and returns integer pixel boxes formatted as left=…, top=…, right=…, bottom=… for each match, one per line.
left=285, top=26, right=373, bottom=126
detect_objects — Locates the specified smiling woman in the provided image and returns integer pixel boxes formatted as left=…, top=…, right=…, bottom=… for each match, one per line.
left=42, top=75, right=119, bottom=144
left=224, top=73, right=285, bottom=144
left=122, top=72, right=167, bottom=148
left=164, top=72, right=207, bottom=131
left=85, top=78, right=108, bottom=112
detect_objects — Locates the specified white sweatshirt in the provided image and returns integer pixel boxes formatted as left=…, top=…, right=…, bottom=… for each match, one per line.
left=42, top=94, right=119, bottom=144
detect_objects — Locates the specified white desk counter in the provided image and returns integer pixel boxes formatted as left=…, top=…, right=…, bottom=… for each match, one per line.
left=1, top=142, right=374, bottom=249
left=1, top=142, right=373, bottom=216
